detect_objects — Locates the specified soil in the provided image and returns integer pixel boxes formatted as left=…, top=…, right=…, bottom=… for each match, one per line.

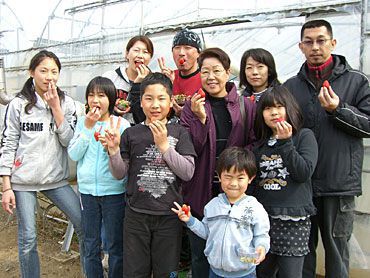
left=0, top=206, right=82, bottom=278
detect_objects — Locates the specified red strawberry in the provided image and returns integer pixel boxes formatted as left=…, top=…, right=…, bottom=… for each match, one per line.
left=181, top=204, right=190, bottom=216
left=250, top=95, right=255, bottom=102
left=198, top=88, right=206, bottom=98
left=14, top=158, right=22, bottom=167
left=276, top=118, right=284, bottom=122
left=179, top=58, right=185, bottom=65
left=94, top=126, right=102, bottom=141
left=322, top=80, right=330, bottom=89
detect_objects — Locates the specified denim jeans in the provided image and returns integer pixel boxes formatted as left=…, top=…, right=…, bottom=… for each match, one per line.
left=14, top=185, right=83, bottom=278
left=81, top=193, right=125, bottom=278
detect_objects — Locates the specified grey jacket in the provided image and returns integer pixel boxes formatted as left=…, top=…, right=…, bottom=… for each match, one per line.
left=0, top=93, right=77, bottom=191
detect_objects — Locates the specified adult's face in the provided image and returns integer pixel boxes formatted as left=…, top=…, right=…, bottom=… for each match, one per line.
left=200, top=57, right=230, bottom=98
left=172, top=45, right=199, bottom=75
left=299, top=26, right=336, bottom=66
left=245, top=57, right=269, bottom=93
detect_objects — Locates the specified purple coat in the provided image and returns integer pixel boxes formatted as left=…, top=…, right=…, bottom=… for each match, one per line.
left=180, top=82, right=256, bottom=218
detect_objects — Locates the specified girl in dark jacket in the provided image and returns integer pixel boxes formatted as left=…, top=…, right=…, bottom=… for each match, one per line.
left=252, top=86, right=318, bottom=278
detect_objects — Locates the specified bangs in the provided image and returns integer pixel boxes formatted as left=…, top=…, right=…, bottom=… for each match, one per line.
left=259, top=88, right=286, bottom=109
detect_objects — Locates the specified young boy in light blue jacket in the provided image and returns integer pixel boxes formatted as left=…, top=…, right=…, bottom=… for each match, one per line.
left=173, top=147, right=270, bottom=278
left=68, top=76, right=130, bottom=278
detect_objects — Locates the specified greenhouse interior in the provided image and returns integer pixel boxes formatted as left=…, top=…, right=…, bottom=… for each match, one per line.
left=0, top=0, right=369, bottom=277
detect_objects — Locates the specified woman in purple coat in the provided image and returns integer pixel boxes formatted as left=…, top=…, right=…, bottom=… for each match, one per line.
left=180, top=47, right=256, bottom=278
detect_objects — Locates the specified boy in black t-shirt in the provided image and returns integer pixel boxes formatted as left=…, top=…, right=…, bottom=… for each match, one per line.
left=106, top=72, right=196, bottom=277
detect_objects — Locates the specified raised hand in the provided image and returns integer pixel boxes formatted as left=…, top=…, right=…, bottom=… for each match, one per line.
left=190, top=92, right=206, bottom=124
left=44, top=81, right=61, bottom=111
left=148, top=120, right=169, bottom=153
left=171, top=201, right=191, bottom=222
left=275, top=120, right=292, bottom=140
left=104, top=116, right=122, bottom=155
left=158, top=57, right=175, bottom=83
left=134, top=64, right=151, bottom=83
left=318, top=85, right=339, bottom=112
left=84, top=107, right=101, bottom=129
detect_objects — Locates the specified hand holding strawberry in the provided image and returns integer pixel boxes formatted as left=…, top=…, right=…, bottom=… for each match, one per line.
left=85, top=106, right=101, bottom=129
left=171, top=202, right=191, bottom=222
left=318, top=80, right=339, bottom=112
left=190, top=89, right=207, bottom=124
left=148, top=120, right=169, bottom=153
left=275, top=120, right=292, bottom=140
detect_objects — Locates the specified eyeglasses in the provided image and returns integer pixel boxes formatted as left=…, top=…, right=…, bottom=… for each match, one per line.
left=301, top=38, right=331, bottom=47
left=200, top=68, right=225, bottom=77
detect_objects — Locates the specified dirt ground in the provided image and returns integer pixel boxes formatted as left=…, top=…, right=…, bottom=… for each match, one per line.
left=0, top=206, right=82, bottom=278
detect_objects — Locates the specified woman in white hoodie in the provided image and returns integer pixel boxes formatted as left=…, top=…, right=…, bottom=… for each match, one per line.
left=0, top=50, right=83, bottom=278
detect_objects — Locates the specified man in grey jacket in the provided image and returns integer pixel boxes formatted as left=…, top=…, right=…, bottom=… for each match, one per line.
left=284, top=19, right=370, bottom=278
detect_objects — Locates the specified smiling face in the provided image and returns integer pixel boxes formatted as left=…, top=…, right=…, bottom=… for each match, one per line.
left=30, top=57, right=59, bottom=95
left=219, top=166, right=254, bottom=203
left=200, top=57, right=230, bottom=98
left=262, top=102, right=287, bottom=134
left=87, top=90, right=110, bottom=121
left=141, top=84, right=172, bottom=124
left=126, top=40, right=152, bottom=71
left=245, top=57, right=269, bottom=93
left=299, top=26, right=336, bottom=66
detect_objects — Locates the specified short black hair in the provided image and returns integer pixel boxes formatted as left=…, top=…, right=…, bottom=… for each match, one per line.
left=140, top=72, right=173, bottom=97
left=85, top=76, right=117, bottom=114
left=239, top=48, right=280, bottom=92
left=301, top=19, right=333, bottom=40
left=216, top=147, right=257, bottom=178
left=255, top=85, right=303, bottom=142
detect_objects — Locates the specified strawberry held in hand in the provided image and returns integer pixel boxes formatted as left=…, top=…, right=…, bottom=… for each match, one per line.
left=322, top=80, right=330, bottom=89
left=198, top=88, right=206, bottom=98
left=94, top=126, right=103, bottom=141
left=181, top=204, right=190, bottom=216
left=276, top=117, right=284, bottom=123
left=179, top=58, right=185, bottom=65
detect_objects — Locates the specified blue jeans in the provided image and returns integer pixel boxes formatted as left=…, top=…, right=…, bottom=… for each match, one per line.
left=81, top=193, right=125, bottom=278
left=14, top=185, right=83, bottom=278
left=209, top=268, right=256, bottom=278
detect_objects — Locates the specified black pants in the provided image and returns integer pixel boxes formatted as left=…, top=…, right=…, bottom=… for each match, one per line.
left=123, top=207, right=182, bottom=278
left=257, top=253, right=305, bottom=278
left=303, top=196, right=354, bottom=278
left=187, top=229, right=210, bottom=278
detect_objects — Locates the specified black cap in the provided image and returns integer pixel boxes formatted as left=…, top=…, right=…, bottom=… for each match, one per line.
left=172, top=29, right=202, bottom=52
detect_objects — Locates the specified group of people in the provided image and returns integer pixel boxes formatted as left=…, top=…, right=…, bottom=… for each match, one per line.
left=1, top=18, right=370, bottom=278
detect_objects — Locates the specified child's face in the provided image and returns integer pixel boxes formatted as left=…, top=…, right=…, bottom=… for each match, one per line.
left=141, top=84, right=172, bottom=123
left=219, top=166, right=255, bottom=203
left=262, top=102, right=287, bottom=131
left=87, top=90, right=110, bottom=120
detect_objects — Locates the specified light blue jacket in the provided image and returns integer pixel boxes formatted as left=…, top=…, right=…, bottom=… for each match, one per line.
left=187, top=194, right=270, bottom=277
left=68, top=116, right=130, bottom=196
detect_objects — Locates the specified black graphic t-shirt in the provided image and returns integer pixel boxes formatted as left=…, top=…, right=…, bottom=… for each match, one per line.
left=121, top=123, right=196, bottom=215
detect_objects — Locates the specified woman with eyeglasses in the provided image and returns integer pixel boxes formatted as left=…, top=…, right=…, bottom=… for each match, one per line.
left=239, top=48, right=280, bottom=103
left=180, top=47, right=256, bottom=277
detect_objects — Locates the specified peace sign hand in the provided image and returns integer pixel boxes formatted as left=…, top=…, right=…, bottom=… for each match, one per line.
left=158, top=57, right=175, bottom=83
left=105, top=116, right=122, bottom=155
